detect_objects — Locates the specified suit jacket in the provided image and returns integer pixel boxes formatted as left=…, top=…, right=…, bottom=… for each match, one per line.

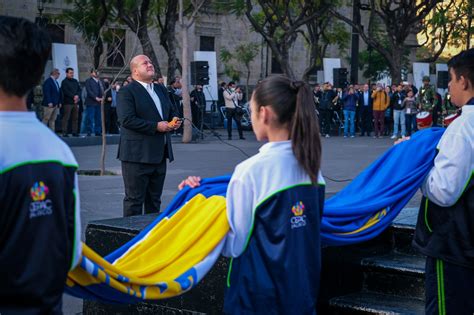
left=84, top=77, right=103, bottom=106
left=42, top=77, right=62, bottom=107
left=358, top=91, right=373, bottom=109
left=116, top=80, right=176, bottom=164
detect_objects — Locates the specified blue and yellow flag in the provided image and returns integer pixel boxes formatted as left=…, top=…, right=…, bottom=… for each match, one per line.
left=66, top=128, right=444, bottom=302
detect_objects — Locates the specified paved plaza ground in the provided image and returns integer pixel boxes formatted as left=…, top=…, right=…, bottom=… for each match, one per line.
left=63, top=129, right=423, bottom=314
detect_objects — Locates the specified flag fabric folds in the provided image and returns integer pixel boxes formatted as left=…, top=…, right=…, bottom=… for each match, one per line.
left=66, top=128, right=444, bottom=302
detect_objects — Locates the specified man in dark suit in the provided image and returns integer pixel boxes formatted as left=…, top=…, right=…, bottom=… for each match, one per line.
left=358, top=83, right=373, bottom=136
left=82, top=68, right=103, bottom=136
left=117, top=54, right=182, bottom=217
left=42, top=68, right=62, bottom=131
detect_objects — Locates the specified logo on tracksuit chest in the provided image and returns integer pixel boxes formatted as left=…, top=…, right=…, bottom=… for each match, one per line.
left=29, top=181, right=53, bottom=218
left=290, top=201, right=307, bottom=229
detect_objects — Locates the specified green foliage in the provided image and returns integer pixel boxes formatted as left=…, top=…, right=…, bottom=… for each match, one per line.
left=235, top=43, right=259, bottom=68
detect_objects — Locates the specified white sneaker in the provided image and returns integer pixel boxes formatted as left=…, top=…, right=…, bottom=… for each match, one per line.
left=325, top=134, right=330, bottom=138
left=390, top=135, right=397, bottom=139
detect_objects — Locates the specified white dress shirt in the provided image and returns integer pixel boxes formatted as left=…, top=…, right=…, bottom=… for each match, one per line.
left=136, top=80, right=164, bottom=118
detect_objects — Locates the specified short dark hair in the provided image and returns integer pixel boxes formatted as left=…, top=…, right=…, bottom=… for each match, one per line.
left=66, top=67, right=74, bottom=73
left=448, top=48, right=474, bottom=87
left=0, top=16, right=51, bottom=97
left=228, top=81, right=236, bottom=86
left=220, top=82, right=227, bottom=87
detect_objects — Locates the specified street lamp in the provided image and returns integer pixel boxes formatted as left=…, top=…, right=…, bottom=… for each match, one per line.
left=35, top=0, right=48, bottom=27
left=37, top=0, right=44, bottom=18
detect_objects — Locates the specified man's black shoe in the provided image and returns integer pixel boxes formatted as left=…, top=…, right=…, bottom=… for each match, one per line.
left=95, top=133, right=102, bottom=136
left=228, top=136, right=232, bottom=140
left=72, top=133, right=79, bottom=137
left=86, top=133, right=91, bottom=137
left=239, top=136, right=246, bottom=140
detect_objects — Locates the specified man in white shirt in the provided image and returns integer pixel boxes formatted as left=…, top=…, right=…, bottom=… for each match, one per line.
left=117, top=55, right=182, bottom=217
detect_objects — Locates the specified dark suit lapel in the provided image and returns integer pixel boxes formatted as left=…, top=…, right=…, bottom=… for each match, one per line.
left=133, top=80, right=163, bottom=120
left=153, top=84, right=169, bottom=120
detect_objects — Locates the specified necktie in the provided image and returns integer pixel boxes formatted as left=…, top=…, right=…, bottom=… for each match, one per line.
left=55, top=80, right=60, bottom=91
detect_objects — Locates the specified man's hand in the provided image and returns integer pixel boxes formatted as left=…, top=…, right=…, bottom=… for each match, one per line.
left=171, top=117, right=182, bottom=130
left=73, top=95, right=79, bottom=103
left=157, top=121, right=173, bottom=133
left=178, top=176, right=201, bottom=190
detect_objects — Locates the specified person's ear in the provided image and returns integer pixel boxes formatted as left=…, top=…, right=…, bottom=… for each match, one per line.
left=460, top=75, right=469, bottom=90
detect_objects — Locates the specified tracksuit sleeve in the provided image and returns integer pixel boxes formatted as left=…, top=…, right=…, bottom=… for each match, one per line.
left=422, top=133, right=472, bottom=207
left=222, top=177, right=255, bottom=258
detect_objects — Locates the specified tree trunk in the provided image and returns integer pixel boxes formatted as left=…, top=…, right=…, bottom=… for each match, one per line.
left=245, top=67, right=251, bottom=102
left=276, top=45, right=295, bottom=79
left=180, top=0, right=192, bottom=143
left=467, top=0, right=473, bottom=49
left=389, top=50, right=403, bottom=85
left=302, top=38, right=320, bottom=82
left=166, top=28, right=179, bottom=81
left=137, top=27, right=162, bottom=76
left=93, top=37, right=103, bottom=69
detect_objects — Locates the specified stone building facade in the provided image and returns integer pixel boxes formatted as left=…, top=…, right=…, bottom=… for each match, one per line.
left=1, top=0, right=366, bottom=86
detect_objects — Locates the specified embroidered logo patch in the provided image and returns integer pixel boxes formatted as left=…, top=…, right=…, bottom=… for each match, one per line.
left=29, top=181, right=53, bottom=218
left=30, top=181, right=49, bottom=201
left=291, top=201, right=307, bottom=229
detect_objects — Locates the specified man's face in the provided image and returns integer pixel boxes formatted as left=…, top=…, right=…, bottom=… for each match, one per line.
left=91, top=71, right=98, bottom=78
left=134, top=56, right=155, bottom=82
left=197, top=85, right=203, bottom=90
left=158, top=77, right=164, bottom=84
left=52, top=70, right=60, bottom=79
left=363, top=84, right=369, bottom=92
left=66, top=70, right=74, bottom=79
left=314, top=85, right=320, bottom=92
left=229, top=84, right=236, bottom=90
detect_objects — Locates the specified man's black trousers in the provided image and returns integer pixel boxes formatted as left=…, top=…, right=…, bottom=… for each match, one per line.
left=121, top=160, right=167, bottom=217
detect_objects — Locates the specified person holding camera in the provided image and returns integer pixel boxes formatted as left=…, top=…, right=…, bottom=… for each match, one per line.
left=224, top=81, right=245, bottom=140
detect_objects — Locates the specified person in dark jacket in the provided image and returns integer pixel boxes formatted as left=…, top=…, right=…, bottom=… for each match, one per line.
left=391, top=84, right=406, bottom=139
left=0, top=16, right=82, bottom=314
left=190, top=85, right=206, bottom=130
left=81, top=68, right=103, bottom=136
left=358, top=83, right=373, bottom=136
left=342, top=87, right=358, bottom=137
left=42, top=68, right=62, bottom=131
left=61, top=67, right=81, bottom=137
left=117, top=54, right=182, bottom=217
left=319, top=82, right=337, bottom=137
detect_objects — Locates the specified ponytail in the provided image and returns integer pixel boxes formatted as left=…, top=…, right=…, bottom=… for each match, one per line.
left=252, top=75, right=322, bottom=185
left=289, top=81, right=321, bottom=184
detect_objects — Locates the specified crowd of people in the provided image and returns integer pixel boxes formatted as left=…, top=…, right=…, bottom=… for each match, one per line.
left=27, top=69, right=209, bottom=138
left=313, top=77, right=457, bottom=139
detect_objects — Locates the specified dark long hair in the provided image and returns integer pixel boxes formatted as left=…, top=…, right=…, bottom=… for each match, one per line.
left=252, top=75, right=322, bottom=184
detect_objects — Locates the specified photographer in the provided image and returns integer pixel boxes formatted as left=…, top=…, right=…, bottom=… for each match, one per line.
left=223, top=81, right=244, bottom=140
left=319, top=82, right=337, bottom=138
left=190, top=85, right=206, bottom=130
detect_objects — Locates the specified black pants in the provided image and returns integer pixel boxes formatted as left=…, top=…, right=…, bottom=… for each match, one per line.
left=425, top=256, right=474, bottom=315
left=360, top=106, right=372, bottom=136
left=320, top=108, right=332, bottom=135
left=104, top=104, right=119, bottom=134
left=121, top=160, right=167, bottom=217
left=226, top=108, right=243, bottom=138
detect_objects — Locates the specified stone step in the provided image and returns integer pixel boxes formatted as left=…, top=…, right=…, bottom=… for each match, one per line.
left=361, top=253, right=425, bottom=299
left=328, top=292, right=425, bottom=315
